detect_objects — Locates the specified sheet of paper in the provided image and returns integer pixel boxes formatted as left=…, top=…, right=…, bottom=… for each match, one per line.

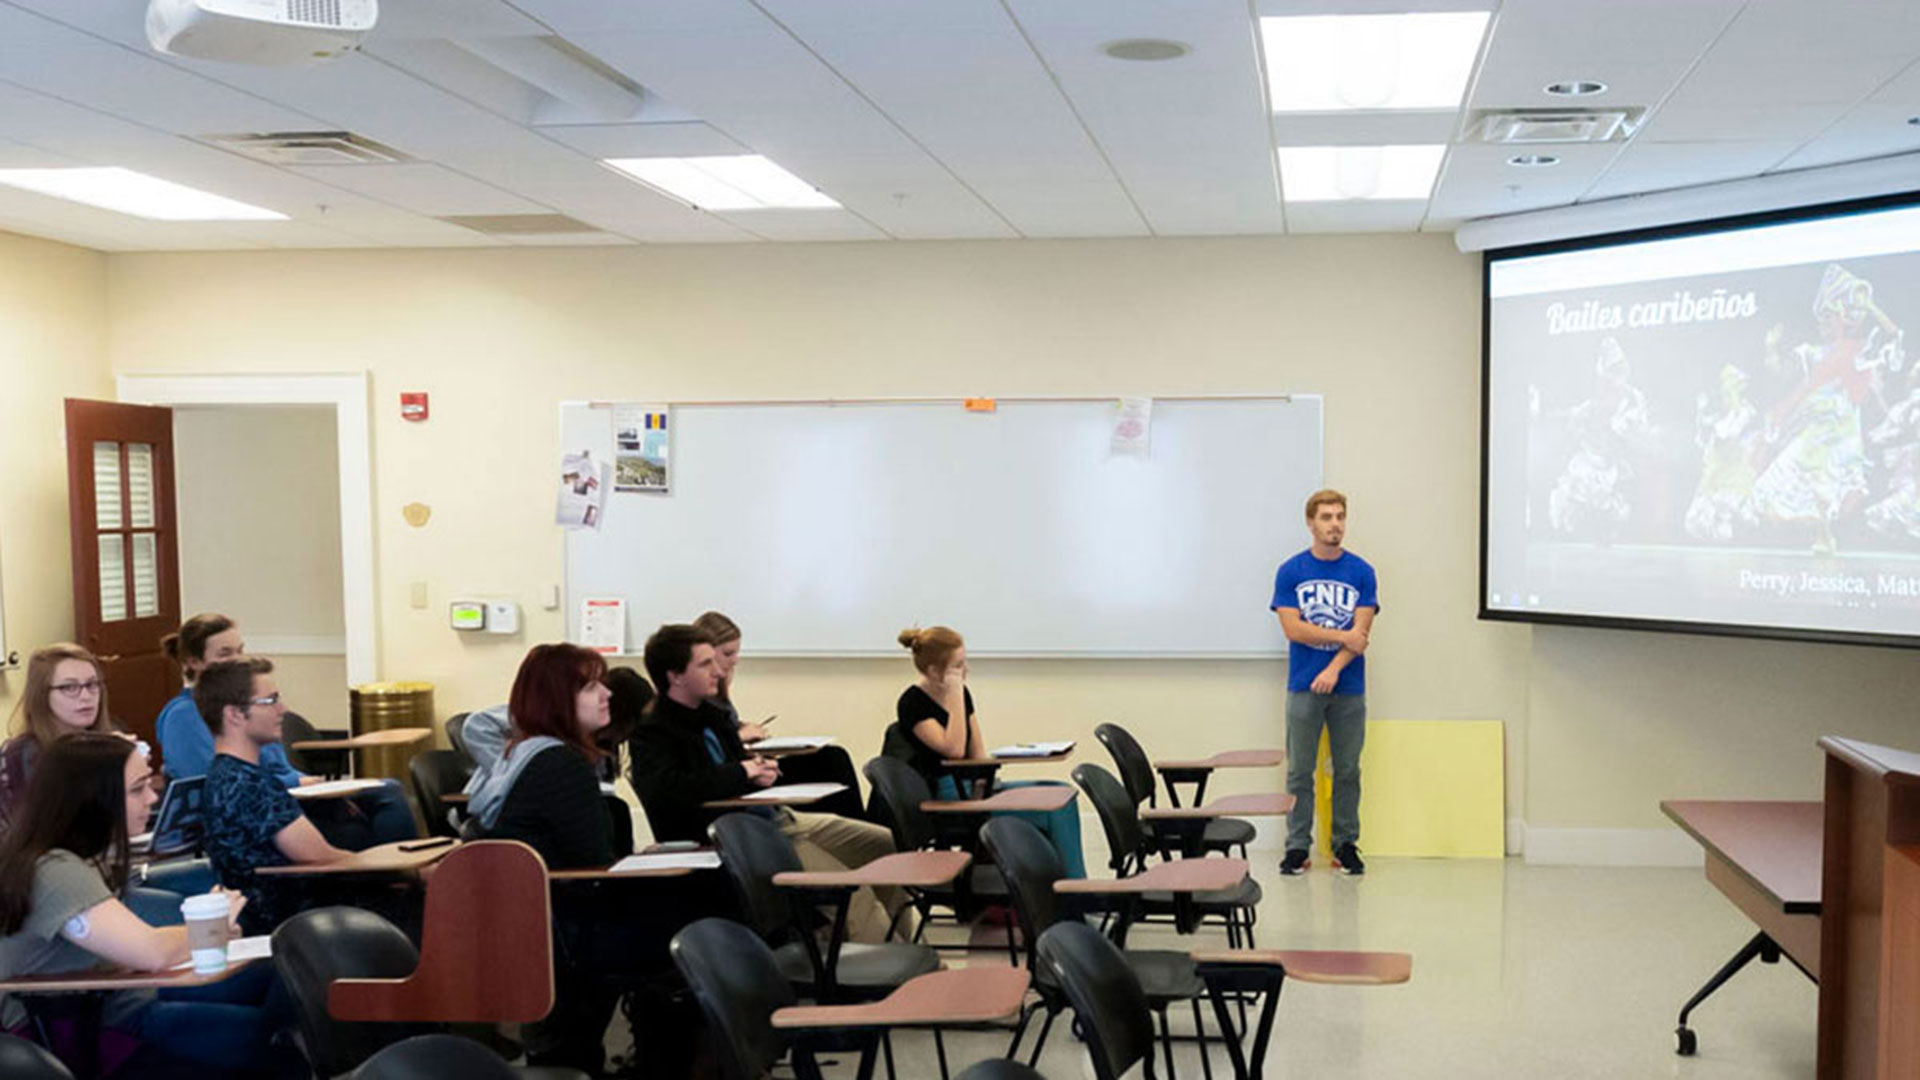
left=608, top=851, right=723, bottom=873
left=749, top=735, right=837, bottom=752
left=556, top=450, right=610, bottom=530
left=739, top=782, right=848, bottom=802
left=171, top=935, right=273, bottom=970
left=290, top=778, right=384, bottom=799
left=578, top=596, right=626, bottom=655
left=991, top=741, right=1075, bottom=758
left=613, top=403, right=672, bottom=493
left=1111, top=396, right=1154, bottom=457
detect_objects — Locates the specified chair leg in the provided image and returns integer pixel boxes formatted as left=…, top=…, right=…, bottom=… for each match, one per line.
left=1027, top=1003, right=1061, bottom=1068
left=1006, top=1001, right=1035, bottom=1060
left=934, top=1028, right=950, bottom=1080
left=881, top=1030, right=897, bottom=1080
left=1158, top=1007, right=1178, bottom=1080
left=1192, top=997, right=1213, bottom=1080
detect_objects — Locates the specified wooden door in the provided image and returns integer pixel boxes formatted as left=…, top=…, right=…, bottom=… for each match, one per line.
left=65, top=399, right=180, bottom=758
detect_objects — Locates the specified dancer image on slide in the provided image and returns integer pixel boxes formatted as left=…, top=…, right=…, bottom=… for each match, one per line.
left=1547, top=336, right=1650, bottom=539
left=1685, top=364, right=1762, bottom=542
left=1749, top=264, right=1905, bottom=554
left=1866, top=380, right=1920, bottom=542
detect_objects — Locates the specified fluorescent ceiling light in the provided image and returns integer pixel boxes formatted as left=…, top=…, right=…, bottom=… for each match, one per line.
left=1262, top=12, right=1490, bottom=112
left=1278, top=145, right=1447, bottom=201
left=603, top=155, right=838, bottom=210
left=0, top=167, right=285, bottom=220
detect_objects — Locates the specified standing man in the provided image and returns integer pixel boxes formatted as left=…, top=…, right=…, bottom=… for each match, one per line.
left=1272, top=489, right=1379, bottom=876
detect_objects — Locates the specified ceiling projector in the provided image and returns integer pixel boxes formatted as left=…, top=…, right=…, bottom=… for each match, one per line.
left=146, top=0, right=378, bottom=66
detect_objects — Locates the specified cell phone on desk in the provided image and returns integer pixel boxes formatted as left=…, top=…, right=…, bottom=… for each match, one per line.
left=650, top=840, right=701, bottom=852
left=398, top=837, right=456, bottom=852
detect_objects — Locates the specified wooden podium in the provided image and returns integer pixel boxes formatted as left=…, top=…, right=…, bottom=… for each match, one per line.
left=1817, top=737, right=1920, bottom=1079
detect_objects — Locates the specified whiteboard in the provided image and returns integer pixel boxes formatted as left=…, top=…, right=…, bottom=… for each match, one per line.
left=562, top=397, right=1322, bottom=657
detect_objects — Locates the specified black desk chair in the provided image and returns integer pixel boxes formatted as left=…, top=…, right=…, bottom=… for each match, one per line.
left=272, top=906, right=434, bottom=1076
left=1037, top=922, right=1159, bottom=1080
left=1094, top=724, right=1252, bottom=859
left=0, top=1034, right=72, bottom=1080
left=351, top=1033, right=587, bottom=1080
left=982, top=816, right=1213, bottom=1077
left=444, top=713, right=473, bottom=769
left=409, top=749, right=471, bottom=839
left=708, top=812, right=939, bottom=1002
left=1073, top=764, right=1260, bottom=948
left=282, top=710, right=350, bottom=779
left=863, top=756, right=1010, bottom=940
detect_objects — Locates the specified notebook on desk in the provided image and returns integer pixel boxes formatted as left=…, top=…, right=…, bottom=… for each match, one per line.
left=991, top=741, right=1075, bottom=758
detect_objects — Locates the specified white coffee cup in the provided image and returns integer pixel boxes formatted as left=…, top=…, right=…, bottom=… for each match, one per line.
left=179, top=892, right=232, bottom=975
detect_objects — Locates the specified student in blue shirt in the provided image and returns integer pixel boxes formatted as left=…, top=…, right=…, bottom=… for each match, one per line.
left=155, top=613, right=415, bottom=847
left=1271, top=489, right=1380, bottom=877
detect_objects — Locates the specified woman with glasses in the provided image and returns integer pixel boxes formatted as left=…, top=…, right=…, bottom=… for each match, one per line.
left=0, top=733, right=303, bottom=1076
left=0, top=643, right=125, bottom=831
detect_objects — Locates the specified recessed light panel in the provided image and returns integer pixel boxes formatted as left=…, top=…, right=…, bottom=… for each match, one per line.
left=1277, top=145, right=1447, bottom=201
left=604, top=155, right=838, bottom=210
left=0, top=166, right=285, bottom=220
left=1262, top=12, right=1491, bottom=112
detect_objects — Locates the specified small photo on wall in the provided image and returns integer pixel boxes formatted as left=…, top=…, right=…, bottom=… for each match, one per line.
left=614, top=403, right=671, bottom=493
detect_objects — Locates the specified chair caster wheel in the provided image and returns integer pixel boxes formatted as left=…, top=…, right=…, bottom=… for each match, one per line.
left=1676, top=1027, right=1697, bottom=1056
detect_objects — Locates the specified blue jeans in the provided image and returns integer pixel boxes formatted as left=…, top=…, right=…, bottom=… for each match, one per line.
left=936, top=776, right=1087, bottom=878
left=305, top=778, right=418, bottom=848
left=118, top=962, right=300, bottom=1076
left=1284, top=691, right=1366, bottom=852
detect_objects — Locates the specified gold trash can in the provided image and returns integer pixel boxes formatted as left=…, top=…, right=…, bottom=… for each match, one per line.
left=349, top=681, right=434, bottom=782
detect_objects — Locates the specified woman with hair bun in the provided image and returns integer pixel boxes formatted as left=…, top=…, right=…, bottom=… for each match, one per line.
left=883, top=626, right=1085, bottom=876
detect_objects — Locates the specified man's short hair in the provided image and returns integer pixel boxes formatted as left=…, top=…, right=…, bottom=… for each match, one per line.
left=195, top=657, right=274, bottom=734
left=1304, top=488, right=1348, bottom=521
left=643, top=624, right=714, bottom=695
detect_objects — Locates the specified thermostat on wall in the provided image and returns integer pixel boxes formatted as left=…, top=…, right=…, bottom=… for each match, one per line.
left=449, top=601, right=485, bottom=631
left=484, top=601, right=520, bottom=635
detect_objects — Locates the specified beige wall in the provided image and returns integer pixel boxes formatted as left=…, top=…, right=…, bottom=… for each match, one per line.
left=94, top=234, right=1919, bottom=843
left=174, top=404, right=348, bottom=731
left=0, top=231, right=110, bottom=736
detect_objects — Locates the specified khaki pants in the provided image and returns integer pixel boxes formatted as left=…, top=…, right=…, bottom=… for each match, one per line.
left=779, top=810, right=913, bottom=942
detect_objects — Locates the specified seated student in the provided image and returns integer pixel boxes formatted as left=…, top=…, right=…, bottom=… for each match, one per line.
left=0, top=733, right=301, bottom=1077
left=468, top=644, right=706, bottom=1073
left=198, top=658, right=351, bottom=935
left=156, top=614, right=415, bottom=848
left=692, top=610, right=869, bottom=822
left=0, top=644, right=126, bottom=832
left=885, top=626, right=1086, bottom=877
left=631, top=624, right=908, bottom=942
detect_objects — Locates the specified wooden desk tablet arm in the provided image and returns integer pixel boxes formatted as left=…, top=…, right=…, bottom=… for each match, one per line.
left=329, top=840, right=555, bottom=1024
left=772, top=967, right=1031, bottom=1030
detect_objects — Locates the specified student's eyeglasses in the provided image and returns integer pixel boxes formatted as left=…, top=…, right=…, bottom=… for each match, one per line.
left=50, top=679, right=104, bottom=698
left=248, top=693, right=282, bottom=708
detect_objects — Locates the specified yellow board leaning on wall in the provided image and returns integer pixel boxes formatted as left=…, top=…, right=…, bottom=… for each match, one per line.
left=1311, top=719, right=1505, bottom=858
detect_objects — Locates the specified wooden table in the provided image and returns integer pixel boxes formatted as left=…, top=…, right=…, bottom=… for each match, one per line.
left=1155, top=749, right=1286, bottom=806
left=1190, top=948, right=1412, bottom=1080
left=938, top=748, right=1074, bottom=798
left=1057, top=857, right=1250, bottom=944
left=548, top=845, right=722, bottom=881
left=1661, top=799, right=1821, bottom=1057
left=0, top=958, right=263, bottom=1080
left=290, top=726, right=431, bottom=779
left=255, top=838, right=459, bottom=876
left=290, top=778, right=388, bottom=801
left=773, top=966, right=1030, bottom=1028
left=704, top=782, right=848, bottom=809
left=921, top=787, right=1077, bottom=815
left=774, top=850, right=975, bottom=996
left=1143, top=793, right=1295, bottom=857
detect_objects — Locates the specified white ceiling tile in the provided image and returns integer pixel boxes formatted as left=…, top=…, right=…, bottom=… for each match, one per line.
left=1637, top=103, right=1853, bottom=143
left=1583, top=140, right=1802, bottom=201
left=1427, top=143, right=1622, bottom=220
left=713, top=209, right=887, bottom=243
left=286, top=162, right=548, bottom=216
left=1003, top=0, right=1285, bottom=236
left=542, top=122, right=749, bottom=160
left=0, top=136, right=82, bottom=168
left=1284, top=200, right=1426, bottom=233
left=1774, top=104, right=1920, bottom=172
left=1666, top=0, right=1920, bottom=107
left=1468, top=0, right=1742, bottom=109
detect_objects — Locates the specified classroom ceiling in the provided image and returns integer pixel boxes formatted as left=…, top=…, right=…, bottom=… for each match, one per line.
left=0, top=0, right=1915, bottom=251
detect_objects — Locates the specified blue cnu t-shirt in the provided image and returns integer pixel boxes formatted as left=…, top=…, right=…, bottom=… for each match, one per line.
left=1270, top=549, right=1379, bottom=694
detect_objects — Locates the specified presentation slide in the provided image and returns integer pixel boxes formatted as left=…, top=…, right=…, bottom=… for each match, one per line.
left=1484, top=199, right=1920, bottom=644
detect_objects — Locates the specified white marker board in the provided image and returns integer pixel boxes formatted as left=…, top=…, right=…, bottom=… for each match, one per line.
left=562, top=396, right=1322, bottom=657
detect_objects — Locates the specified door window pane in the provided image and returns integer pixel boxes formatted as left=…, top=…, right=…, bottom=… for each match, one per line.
left=98, top=535, right=126, bottom=622
left=131, top=533, right=159, bottom=619
left=93, top=442, right=122, bottom=531
left=127, top=443, right=156, bottom=529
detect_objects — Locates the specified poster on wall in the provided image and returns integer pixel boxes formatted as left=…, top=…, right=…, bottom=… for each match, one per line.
left=614, top=403, right=672, bottom=493
left=555, top=449, right=609, bottom=530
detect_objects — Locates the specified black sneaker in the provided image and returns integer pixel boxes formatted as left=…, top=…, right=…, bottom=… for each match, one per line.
left=1332, top=843, right=1366, bottom=875
left=1279, top=849, right=1310, bottom=875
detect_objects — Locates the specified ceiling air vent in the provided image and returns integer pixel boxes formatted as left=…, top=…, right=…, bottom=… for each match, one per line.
left=439, top=214, right=604, bottom=236
left=200, top=131, right=410, bottom=166
left=1471, top=109, right=1643, bottom=145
